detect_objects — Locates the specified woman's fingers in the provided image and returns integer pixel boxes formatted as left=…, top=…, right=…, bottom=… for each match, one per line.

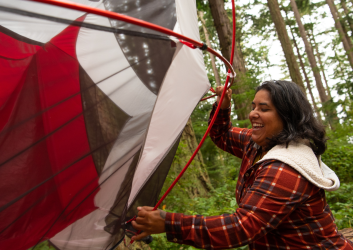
left=137, top=210, right=146, bottom=218
left=141, top=206, right=154, bottom=211
left=131, top=220, right=146, bottom=231
left=216, top=86, right=224, bottom=96
left=135, top=216, right=147, bottom=225
left=227, top=89, right=232, bottom=99
left=216, top=87, right=232, bottom=109
left=131, top=231, right=150, bottom=241
left=131, top=206, right=166, bottom=241
left=136, top=206, right=154, bottom=218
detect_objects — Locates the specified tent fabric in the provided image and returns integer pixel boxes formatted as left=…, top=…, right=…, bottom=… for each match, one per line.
left=0, top=0, right=210, bottom=249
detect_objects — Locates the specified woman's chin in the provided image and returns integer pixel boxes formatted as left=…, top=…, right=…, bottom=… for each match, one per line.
left=251, top=135, right=264, bottom=147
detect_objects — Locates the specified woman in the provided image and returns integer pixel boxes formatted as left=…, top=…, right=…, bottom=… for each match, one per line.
left=132, top=80, right=353, bottom=249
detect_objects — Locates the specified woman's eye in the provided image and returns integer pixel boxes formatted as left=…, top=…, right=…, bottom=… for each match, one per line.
left=261, top=109, right=269, bottom=112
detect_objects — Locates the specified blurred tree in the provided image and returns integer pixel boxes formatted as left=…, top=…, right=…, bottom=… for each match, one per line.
left=266, top=0, right=306, bottom=92
left=198, top=11, right=222, bottom=86
left=340, top=0, right=353, bottom=36
left=307, top=28, right=332, bottom=98
left=326, top=0, right=353, bottom=68
left=290, top=0, right=330, bottom=106
left=287, top=19, right=322, bottom=120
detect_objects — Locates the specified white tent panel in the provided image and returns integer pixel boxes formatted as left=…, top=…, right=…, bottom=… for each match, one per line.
left=76, top=11, right=131, bottom=83
left=98, top=112, right=151, bottom=182
left=128, top=0, right=210, bottom=206
left=0, top=0, right=103, bottom=43
left=76, top=12, right=157, bottom=117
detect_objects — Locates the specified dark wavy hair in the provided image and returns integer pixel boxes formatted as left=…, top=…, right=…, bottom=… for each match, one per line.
left=256, top=80, right=327, bottom=155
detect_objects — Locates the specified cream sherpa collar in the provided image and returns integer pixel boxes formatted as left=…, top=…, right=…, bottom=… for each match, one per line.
left=256, top=142, right=340, bottom=191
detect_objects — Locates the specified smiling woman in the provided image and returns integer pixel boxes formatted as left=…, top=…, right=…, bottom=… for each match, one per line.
left=254, top=81, right=327, bottom=155
left=131, top=80, right=353, bottom=250
left=249, top=89, right=284, bottom=149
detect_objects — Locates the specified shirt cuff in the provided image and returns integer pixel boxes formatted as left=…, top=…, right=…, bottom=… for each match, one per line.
left=165, top=212, right=184, bottom=244
left=212, top=102, right=231, bottom=118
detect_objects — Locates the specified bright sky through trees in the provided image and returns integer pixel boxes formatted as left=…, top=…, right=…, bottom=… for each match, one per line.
left=224, top=0, right=341, bottom=105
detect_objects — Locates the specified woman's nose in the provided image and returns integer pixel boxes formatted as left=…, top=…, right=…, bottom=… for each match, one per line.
left=249, top=110, right=259, bottom=119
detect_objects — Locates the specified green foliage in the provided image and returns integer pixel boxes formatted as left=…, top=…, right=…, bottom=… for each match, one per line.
left=322, top=127, right=353, bottom=183
left=322, top=126, right=353, bottom=229
left=151, top=234, right=249, bottom=250
left=196, top=0, right=208, bottom=11
left=28, top=241, right=56, bottom=250
left=161, top=183, right=238, bottom=216
left=326, top=183, right=353, bottom=229
left=293, top=0, right=312, bottom=15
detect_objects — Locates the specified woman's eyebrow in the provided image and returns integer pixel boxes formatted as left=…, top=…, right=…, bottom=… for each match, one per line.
left=251, top=102, right=269, bottom=107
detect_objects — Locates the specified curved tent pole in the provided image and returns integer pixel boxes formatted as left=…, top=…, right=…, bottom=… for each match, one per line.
left=152, top=0, right=237, bottom=218
left=28, top=0, right=235, bottom=85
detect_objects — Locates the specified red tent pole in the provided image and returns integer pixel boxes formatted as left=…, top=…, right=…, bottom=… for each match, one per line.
left=28, top=0, right=235, bottom=81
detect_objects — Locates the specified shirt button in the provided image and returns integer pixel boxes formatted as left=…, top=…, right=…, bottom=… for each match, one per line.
left=245, top=173, right=249, bottom=177
left=173, top=238, right=178, bottom=242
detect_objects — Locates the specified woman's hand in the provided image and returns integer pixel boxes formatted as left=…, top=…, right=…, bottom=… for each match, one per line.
left=216, top=86, right=232, bottom=109
left=131, top=206, right=166, bottom=241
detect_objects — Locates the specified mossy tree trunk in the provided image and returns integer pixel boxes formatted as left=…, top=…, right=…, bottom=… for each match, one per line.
left=156, top=118, right=213, bottom=214
left=170, top=118, right=212, bottom=198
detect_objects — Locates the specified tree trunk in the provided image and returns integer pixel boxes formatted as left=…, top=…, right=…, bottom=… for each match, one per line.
left=290, top=0, right=330, bottom=104
left=266, top=0, right=306, bottom=93
left=290, top=28, right=322, bottom=121
left=198, top=11, right=221, bottom=86
left=180, top=118, right=212, bottom=195
left=307, top=31, right=332, bottom=99
left=326, top=0, right=353, bottom=69
left=208, top=0, right=250, bottom=121
left=161, top=118, right=212, bottom=201
left=337, top=8, right=353, bottom=51
left=208, top=0, right=246, bottom=73
left=340, top=0, right=353, bottom=37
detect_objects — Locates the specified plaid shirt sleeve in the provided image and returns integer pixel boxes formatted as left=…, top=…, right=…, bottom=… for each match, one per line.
left=208, top=102, right=251, bottom=159
left=165, top=161, right=317, bottom=249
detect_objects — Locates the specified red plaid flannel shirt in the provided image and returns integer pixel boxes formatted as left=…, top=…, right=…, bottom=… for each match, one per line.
left=165, top=103, right=353, bottom=249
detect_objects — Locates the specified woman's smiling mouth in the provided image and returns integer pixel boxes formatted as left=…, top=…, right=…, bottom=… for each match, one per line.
left=252, top=123, right=264, bottom=130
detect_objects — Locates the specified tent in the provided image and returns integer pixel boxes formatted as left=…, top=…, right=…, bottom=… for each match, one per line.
left=0, top=0, right=210, bottom=249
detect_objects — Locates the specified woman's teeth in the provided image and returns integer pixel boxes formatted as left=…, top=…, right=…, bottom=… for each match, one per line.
left=253, top=123, right=264, bottom=128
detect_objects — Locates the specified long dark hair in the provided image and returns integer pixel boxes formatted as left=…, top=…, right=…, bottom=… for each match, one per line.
left=256, top=80, right=327, bottom=155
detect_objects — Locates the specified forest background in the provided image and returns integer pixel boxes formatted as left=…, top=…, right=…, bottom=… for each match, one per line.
left=31, top=0, right=353, bottom=249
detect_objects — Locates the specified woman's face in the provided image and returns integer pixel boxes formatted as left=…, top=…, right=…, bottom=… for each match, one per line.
left=249, top=90, right=284, bottom=149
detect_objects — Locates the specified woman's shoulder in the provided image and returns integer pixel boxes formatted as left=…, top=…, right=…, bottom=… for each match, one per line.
left=254, top=142, right=339, bottom=191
